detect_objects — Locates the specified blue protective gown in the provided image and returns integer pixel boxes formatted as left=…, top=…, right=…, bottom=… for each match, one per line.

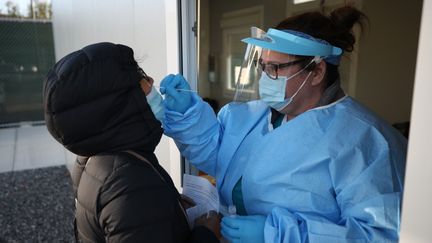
left=163, top=95, right=407, bottom=242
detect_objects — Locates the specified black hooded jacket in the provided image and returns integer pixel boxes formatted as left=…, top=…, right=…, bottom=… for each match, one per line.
left=43, top=43, right=217, bottom=242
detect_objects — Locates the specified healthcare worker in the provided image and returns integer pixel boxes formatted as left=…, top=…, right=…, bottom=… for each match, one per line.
left=159, top=6, right=407, bottom=242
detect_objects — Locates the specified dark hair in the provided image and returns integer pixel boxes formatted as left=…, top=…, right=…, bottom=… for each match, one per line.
left=275, top=6, right=368, bottom=86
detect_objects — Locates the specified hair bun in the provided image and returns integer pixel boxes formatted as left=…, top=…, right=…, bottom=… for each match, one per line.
left=330, top=6, right=367, bottom=33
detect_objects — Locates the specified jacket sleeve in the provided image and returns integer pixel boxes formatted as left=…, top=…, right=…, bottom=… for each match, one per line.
left=264, top=141, right=404, bottom=242
left=163, top=93, right=223, bottom=176
left=70, top=156, right=88, bottom=197
left=97, top=164, right=183, bottom=242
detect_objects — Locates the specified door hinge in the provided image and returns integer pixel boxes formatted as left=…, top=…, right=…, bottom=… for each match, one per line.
left=192, top=21, right=197, bottom=37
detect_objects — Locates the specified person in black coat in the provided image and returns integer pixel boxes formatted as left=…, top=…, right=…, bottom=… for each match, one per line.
left=43, top=42, right=220, bottom=242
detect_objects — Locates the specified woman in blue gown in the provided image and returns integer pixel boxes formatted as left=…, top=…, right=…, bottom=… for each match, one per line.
left=160, top=6, right=407, bottom=243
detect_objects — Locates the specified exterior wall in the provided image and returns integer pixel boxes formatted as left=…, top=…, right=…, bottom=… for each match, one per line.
left=52, top=0, right=182, bottom=189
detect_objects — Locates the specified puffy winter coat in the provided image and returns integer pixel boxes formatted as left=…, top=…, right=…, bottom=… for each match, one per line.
left=43, top=42, right=217, bottom=242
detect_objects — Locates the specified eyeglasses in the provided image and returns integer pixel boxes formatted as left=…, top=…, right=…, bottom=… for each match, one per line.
left=137, top=67, right=151, bottom=81
left=255, top=58, right=306, bottom=80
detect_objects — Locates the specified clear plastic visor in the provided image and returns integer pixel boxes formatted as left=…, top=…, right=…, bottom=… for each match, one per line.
left=233, top=27, right=304, bottom=103
left=232, top=27, right=266, bottom=103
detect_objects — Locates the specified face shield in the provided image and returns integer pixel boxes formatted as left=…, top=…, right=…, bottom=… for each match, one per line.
left=232, top=27, right=342, bottom=103
left=232, top=27, right=265, bottom=103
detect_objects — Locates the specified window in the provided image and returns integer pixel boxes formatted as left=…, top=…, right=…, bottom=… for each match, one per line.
left=219, top=6, right=263, bottom=99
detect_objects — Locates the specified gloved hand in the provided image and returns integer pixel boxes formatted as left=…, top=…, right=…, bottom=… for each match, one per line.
left=160, top=74, right=193, bottom=114
left=221, top=215, right=266, bottom=243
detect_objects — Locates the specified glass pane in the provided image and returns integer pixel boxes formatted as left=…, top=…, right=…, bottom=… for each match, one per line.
left=198, top=2, right=288, bottom=111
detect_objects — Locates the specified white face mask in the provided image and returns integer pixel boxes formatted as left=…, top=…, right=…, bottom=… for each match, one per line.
left=146, top=86, right=165, bottom=122
left=258, top=58, right=317, bottom=111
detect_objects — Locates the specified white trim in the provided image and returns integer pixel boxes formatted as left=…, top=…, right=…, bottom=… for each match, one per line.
left=400, top=0, right=432, bottom=241
left=310, top=95, right=348, bottom=111
left=165, top=0, right=180, bottom=75
left=179, top=0, right=198, bottom=91
left=178, top=0, right=200, bottom=178
left=164, top=0, right=182, bottom=190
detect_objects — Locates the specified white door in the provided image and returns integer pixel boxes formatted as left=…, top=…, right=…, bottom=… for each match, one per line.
left=399, top=0, right=432, bottom=242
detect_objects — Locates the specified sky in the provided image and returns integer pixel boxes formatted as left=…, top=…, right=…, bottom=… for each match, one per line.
left=0, top=0, right=50, bottom=15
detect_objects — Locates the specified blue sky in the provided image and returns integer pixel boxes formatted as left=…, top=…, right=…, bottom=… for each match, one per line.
left=0, top=0, right=50, bottom=15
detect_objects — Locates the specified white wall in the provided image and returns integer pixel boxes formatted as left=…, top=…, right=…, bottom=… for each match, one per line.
left=52, top=0, right=182, bottom=189
left=400, top=1, right=432, bottom=242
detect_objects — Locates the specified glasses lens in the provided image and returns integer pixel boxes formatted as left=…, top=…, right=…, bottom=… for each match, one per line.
left=257, top=60, right=275, bottom=80
left=264, top=64, right=278, bottom=80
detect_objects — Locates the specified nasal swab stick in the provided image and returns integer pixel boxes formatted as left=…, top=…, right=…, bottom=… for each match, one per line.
left=154, top=85, right=198, bottom=93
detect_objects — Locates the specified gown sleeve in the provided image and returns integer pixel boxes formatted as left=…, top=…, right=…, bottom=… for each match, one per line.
left=163, top=93, right=225, bottom=176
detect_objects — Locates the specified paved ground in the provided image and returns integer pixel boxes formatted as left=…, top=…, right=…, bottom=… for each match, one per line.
left=0, top=165, right=75, bottom=242
left=0, top=125, right=75, bottom=173
left=0, top=125, right=76, bottom=241
left=0, top=124, right=179, bottom=242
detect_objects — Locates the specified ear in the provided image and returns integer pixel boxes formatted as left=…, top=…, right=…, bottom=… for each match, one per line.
left=310, top=60, right=326, bottom=86
left=139, top=78, right=153, bottom=95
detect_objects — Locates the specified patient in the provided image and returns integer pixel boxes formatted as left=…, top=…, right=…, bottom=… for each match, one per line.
left=43, top=42, right=219, bottom=242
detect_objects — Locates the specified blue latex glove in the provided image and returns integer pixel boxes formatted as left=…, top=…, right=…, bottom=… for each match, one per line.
left=221, top=215, right=266, bottom=243
left=159, top=74, right=193, bottom=114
